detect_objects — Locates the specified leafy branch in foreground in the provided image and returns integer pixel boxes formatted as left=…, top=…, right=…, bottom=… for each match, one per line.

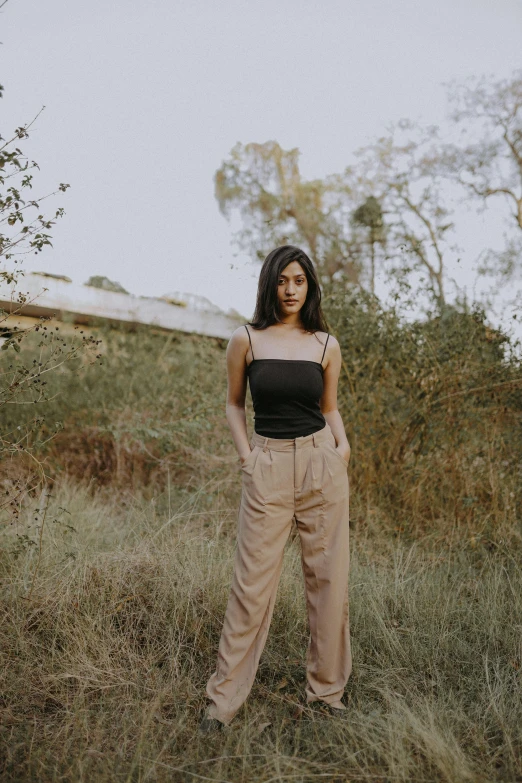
left=0, top=108, right=70, bottom=270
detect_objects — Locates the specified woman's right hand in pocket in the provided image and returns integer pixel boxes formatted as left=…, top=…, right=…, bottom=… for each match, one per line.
left=239, top=448, right=252, bottom=465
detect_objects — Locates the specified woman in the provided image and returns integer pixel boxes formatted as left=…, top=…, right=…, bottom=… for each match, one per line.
left=200, top=245, right=352, bottom=732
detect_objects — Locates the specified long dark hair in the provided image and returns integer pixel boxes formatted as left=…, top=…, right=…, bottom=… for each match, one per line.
left=249, top=245, right=328, bottom=333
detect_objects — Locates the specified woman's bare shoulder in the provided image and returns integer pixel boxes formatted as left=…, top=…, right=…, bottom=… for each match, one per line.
left=326, top=332, right=340, bottom=348
left=227, top=325, right=251, bottom=353
left=318, top=332, right=340, bottom=364
left=315, top=330, right=339, bottom=347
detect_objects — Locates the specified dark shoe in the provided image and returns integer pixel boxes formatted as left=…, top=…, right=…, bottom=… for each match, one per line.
left=199, top=715, right=225, bottom=734
left=313, top=700, right=348, bottom=718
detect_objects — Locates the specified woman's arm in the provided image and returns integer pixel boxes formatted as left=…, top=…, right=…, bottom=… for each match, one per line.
left=320, top=334, right=351, bottom=463
left=225, top=327, right=253, bottom=464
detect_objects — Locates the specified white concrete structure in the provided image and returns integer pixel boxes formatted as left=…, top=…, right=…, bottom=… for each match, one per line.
left=0, top=272, right=241, bottom=339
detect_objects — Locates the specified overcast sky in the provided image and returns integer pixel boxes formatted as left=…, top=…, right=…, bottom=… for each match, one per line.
left=2, top=0, right=521, bottom=324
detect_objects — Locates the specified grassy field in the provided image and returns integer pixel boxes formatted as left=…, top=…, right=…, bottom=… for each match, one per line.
left=1, top=480, right=521, bottom=783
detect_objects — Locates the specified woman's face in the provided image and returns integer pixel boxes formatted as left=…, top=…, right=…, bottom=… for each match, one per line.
left=276, top=260, right=309, bottom=317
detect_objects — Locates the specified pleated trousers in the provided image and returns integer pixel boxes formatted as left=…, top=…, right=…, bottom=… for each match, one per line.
left=205, top=422, right=351, bottom=725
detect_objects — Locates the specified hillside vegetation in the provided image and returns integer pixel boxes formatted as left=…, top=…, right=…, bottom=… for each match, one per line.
left=2, top=292, right=521, bottom=548
left=1, top=297, right=521, bottom=782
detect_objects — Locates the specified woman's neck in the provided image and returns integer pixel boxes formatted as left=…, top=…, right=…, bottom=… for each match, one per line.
left=276, top=314, right=303, bottom=329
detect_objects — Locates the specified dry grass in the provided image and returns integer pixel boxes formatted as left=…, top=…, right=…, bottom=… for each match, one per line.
left=1, top=480, right=521, bottom=782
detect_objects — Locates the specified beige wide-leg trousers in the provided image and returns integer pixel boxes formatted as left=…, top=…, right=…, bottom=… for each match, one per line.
left=205, top=422, right=351, bottom=725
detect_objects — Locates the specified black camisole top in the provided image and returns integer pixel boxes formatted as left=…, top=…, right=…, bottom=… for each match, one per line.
left=245, top=325, right=329, bottom=439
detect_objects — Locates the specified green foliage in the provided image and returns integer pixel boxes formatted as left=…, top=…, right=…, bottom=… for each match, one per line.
left=352, top=195, right=384, bottom=235
left=0, top=321, right=100, bottom=524
left=0, top=110, right=70, bottom=265
left=0, top=324, right=230, bottom=491
left=324, top=287, right=522, bottom=542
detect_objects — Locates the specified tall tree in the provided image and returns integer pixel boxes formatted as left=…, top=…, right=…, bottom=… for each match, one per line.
left=215, top=130, right=460, bottom=311
left=214, top=140, right=365, bottom=284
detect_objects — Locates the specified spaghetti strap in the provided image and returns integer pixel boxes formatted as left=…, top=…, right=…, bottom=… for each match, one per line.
left=320, top=333, right=330, bottom=364
left=244, top=324, right=255, bottom=361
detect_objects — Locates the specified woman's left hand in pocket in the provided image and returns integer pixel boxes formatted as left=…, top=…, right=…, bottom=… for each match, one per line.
left=336, top=444, right=351, bottom=463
